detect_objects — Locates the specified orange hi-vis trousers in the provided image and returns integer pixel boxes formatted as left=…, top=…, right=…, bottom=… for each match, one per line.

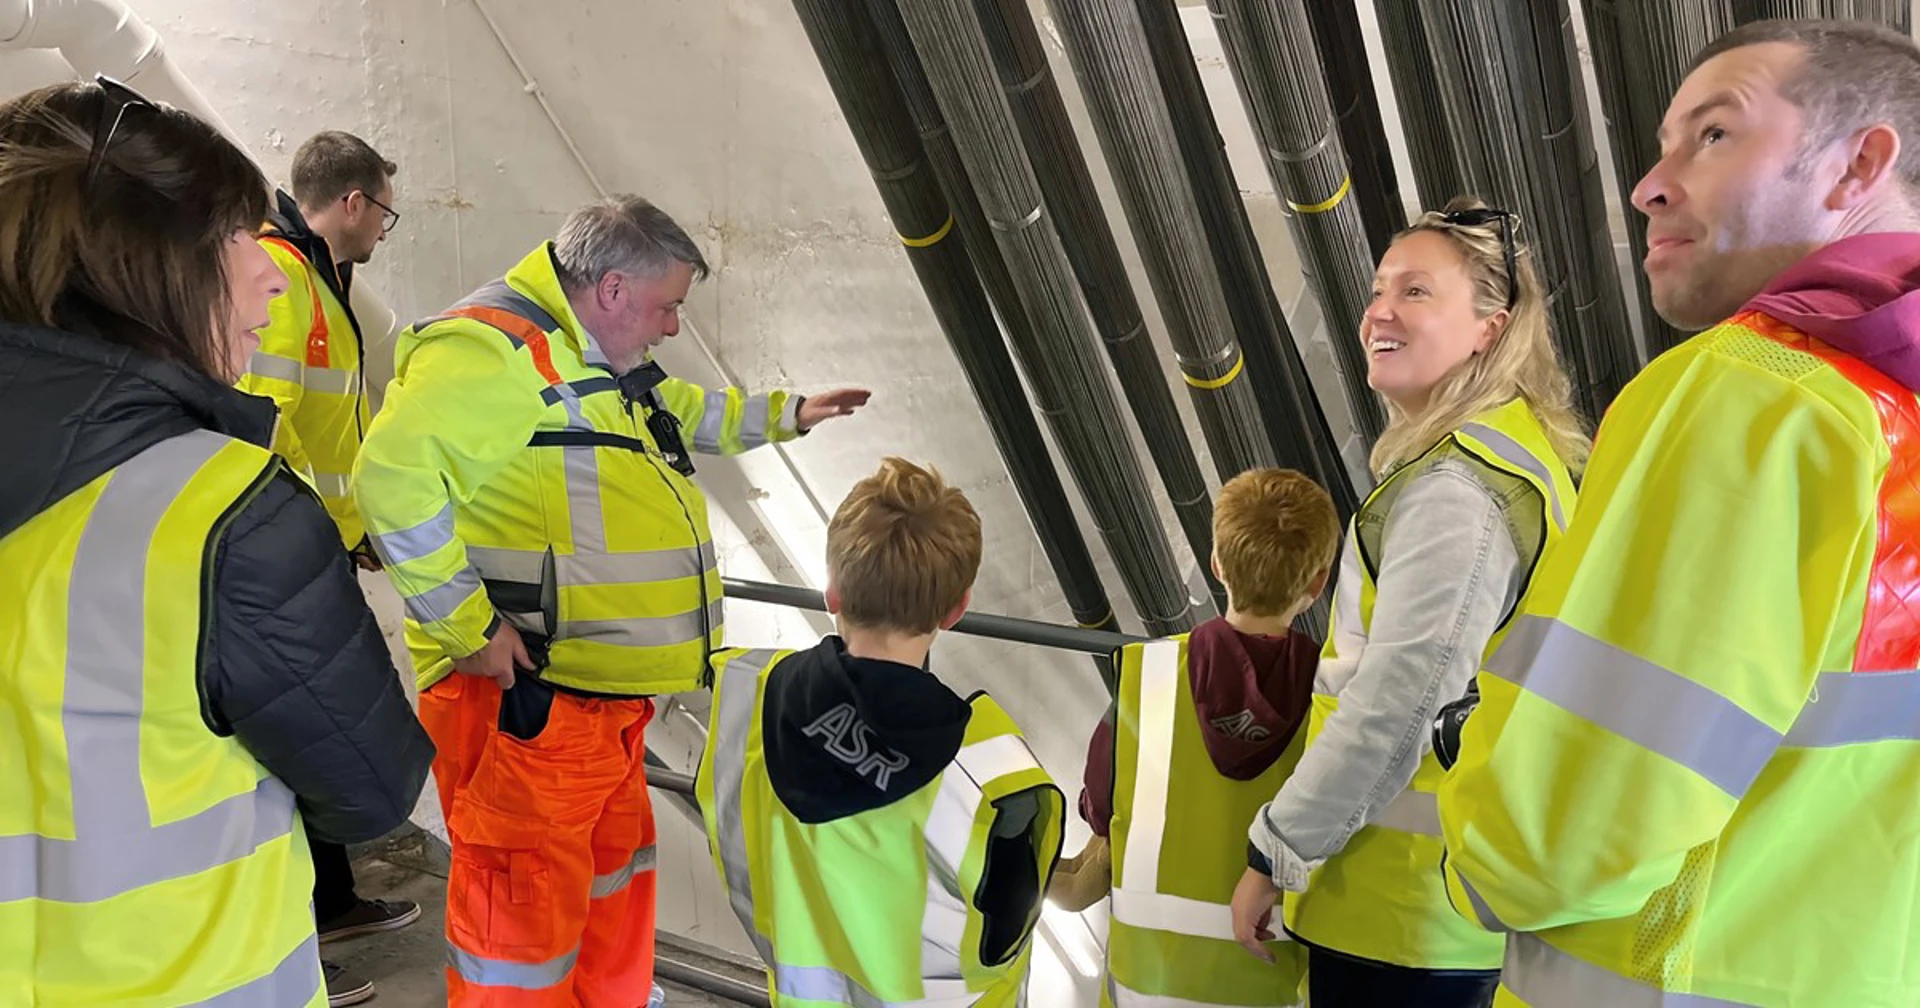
left=422, top=674, right=658, bottom=1007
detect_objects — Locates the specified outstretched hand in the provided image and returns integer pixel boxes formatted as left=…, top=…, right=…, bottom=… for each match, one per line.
left=798, top=388, right=872, bottom=431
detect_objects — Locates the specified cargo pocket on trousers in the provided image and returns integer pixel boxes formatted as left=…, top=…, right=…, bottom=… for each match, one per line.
left=448, top=842, right=557, bottom=959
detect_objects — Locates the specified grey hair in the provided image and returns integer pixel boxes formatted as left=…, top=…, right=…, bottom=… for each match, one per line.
left=552, top=194, right=710, bottom=292
left=1692, top=19, right=1920, bottom=188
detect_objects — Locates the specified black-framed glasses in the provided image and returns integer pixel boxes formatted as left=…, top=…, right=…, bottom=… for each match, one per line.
left=352, top=190, right=401, bottom=234
left=1438, top=207, right=1520, bottom=311
left=85, top=74, right=158, bottom=190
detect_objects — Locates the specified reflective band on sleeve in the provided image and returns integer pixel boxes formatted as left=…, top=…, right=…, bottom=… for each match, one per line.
left=558, top=600, right=721, bottom=648
left=1455, top=873, right=1511, bottom=933
left=1109, top=889, right=1252, bottom=943
left=1504, top=934, right=1760, bottom=1007
left=1486, top=616, right=1781, bottom=797
left=0, top=431, right=299, bottom=907
left=1369, top=789, right=1441, bottom=837
left=711, top=650, right=780, bottom=965
left=1784, top=670, right=1920, bottom=747
left=952, top=734, right=1042, bottom=786
left=692, top=389, right=729, bottom=454
left=590, top=846, right=657, bottom=899
left=741, top=394, right=772, bottom=448
left=402, top=566, right=484, bottom=626
left=448, top=946, right=579, bottom=990
left=191, top=933, right=323, bottom=1008
left=247, top=352, right=303, bottom=384
left=1115, top=640, right=1182, bottom=894
left=1459, top=421, right=1568, bottom=530
left=372, top=503, right=460, bottom=567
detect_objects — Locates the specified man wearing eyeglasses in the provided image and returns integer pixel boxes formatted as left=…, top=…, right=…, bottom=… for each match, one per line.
left=237, top=129, right=414, bottom=1008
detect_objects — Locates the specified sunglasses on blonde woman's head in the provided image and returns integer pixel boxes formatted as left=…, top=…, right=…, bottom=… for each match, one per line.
left=1437, top=207, right=1520, bottom=311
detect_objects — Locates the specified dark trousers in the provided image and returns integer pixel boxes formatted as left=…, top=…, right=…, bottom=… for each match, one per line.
left=1308, top=946, right=1499, bottom=1007
left=307, top=818, right=360, bottom=924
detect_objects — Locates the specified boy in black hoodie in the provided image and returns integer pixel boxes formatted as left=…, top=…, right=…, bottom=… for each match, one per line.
left=1053, top=469, right=1338, bottom=1007
left=697, top=457, right=1063, bottom=1006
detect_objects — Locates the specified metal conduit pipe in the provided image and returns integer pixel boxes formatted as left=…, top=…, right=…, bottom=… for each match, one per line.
left=1131, top=1, right=1361, bottom=526
left=1300, top=0, right=1407, bottom=262
left=785, top=0, right=1124, bottom=648
left=1733, top=0, right=1911, bottom=29
left=1207, top=0, right=1387, bottom=444
left=1409, top=1, right=1639, bottom=420
left=964, top=0, right=1225, bottom=614
left=894, top=0, right=1201, bottom=636
left=1371, top=1, right=1469, bottom=214
left=1043, top=0, right=1277, bottom=484
left=1582, top=1, right=1731, bottom=358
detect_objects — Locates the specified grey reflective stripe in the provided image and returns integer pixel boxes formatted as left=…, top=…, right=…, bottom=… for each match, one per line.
left=541, top=377, right=619, bottom=407
left=464, top=545, right=549, bottom=584
left=447, top=945, right=578, bottom=990
left=741, top=394, right=773, bottom=449
left=0, top=430, right=299, bottom=907
left=1487, top=616, right=1781, bottom=797
left=372, top=503, right=460, bottom=567
left=564, top=439, right=607, bottom=553
left=1504, top=933, right=1760, bottom=1007
left=1369, top=789, right=1441, bottom=837
left=692, top=389, right=729, bottom=453
left=711, top=649, right=780, bottom=964
left=775, top=963, right=976, bottom=1007
left=310, top=470, right=351, bottom=498
left=402, top=566, right=484, bottom=626
left=559, top=600, right=721, bottom=647
left=248, top=352, right=303, bottom=384
left=559, top=547, right=710, bottom=585
left=1459, top=421, right=1567, bottom=530
left=301, top=366, right=360, bottom=396
left=1785, top=670, right=1920, bottom=747
left=590, top=845, right=656, bottom=899
left=453, top=280, right=564, bottom=335
left=1455, top=871, right=1510, bottom=933
left=191, top=933, right=323, bottom=1007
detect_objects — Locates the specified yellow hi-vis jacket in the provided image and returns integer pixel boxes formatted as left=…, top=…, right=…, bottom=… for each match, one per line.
left=238, top=234, right=372, bottom=550
left=353, top=243, right=802, bottom=694
left=1285, top=398, right=1576, bottom=970
left=0, top=430, right=322, bottom=1006
left=1106, top=637, right=1308, bottom=1006
left=1439, top=311, right=1920, bottom=1006
left=698, top=648, right=1064, bottom=1007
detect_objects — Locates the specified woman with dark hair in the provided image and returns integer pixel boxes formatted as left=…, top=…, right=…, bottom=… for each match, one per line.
left=0, top=78, right=432, bottom=1005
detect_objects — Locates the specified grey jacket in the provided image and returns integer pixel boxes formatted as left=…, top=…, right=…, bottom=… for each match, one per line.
left=1250, top=456, right=1524, bottom=875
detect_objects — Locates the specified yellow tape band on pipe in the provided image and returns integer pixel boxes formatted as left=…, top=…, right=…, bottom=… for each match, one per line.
left=900, top=215, right=956, bottom=248
left=1183, top=354, right=1245, bottom=390
left=1287, top=175, right=1352, bottom=215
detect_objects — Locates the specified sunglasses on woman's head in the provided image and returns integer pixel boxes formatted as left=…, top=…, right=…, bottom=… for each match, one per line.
left=85, top=74, right=159, bottom=190
left=1437, top=207, right=1520, bottom=312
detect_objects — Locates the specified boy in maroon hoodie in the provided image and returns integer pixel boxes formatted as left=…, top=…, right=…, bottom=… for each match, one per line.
left=1052, top=469, right=1339, bottom=1006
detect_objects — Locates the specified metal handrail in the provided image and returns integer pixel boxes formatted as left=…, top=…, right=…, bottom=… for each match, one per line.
left=723, top=577, right=1148, bottom=656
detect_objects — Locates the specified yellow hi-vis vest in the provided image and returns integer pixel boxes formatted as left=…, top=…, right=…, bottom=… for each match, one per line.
left=1106, top=638, right=1307, bottom=1007
left=355, top=243, right=801, bottom=694
left=698, top=648, right=1065, bottom=1007
left=239, top=236, right=371, bottom=549
left=1440, top=313, right=1920, bottom=1007
left=0, top=430, right=323, bottom=1006
left=1284, top=397, right=1576, bottom=970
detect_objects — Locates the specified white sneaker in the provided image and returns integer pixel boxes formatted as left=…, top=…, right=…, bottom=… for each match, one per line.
left=648, top=983, right=666, bottom=1007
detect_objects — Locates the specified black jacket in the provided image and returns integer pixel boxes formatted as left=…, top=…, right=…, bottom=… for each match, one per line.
left=0, top=320, right=432, bottom=844
left=764, top=637, right=1057, bottom=966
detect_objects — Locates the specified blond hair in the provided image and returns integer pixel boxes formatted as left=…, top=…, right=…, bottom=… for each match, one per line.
left=1214, top=469, right=1341, bottom=617
left=826, top=457, right=983, bottom=635
left=1368, top=197, right=1591, bottom=479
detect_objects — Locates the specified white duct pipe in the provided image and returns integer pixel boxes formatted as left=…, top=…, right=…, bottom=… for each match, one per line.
left=0, top=0, right=403, bottom=403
